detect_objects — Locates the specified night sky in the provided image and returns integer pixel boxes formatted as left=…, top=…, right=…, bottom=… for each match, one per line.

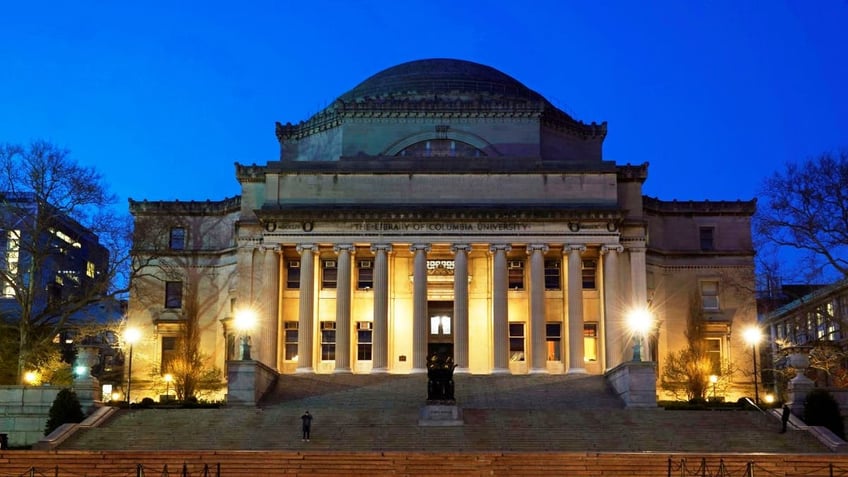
left=2, top=1, right=846, bottom=212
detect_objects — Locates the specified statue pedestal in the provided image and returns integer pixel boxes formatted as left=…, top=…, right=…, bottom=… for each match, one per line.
left=418, top=403, right=463, bottom=426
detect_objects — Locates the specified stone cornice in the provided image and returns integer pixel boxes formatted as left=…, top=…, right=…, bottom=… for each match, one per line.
left=235, top=163, right=267, bottom=183
left=265, top=157, right=618, bottom=174
left=275, top=99, right=606, bottom=142
left=643, top=196, right=757, bottom=216
left=256, top=204, right=622, bottom=223
left=128, top=196, right=241, bottom=216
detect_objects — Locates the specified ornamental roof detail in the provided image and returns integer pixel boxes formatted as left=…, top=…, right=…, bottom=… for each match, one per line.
left=275, top=59, right=607, bottom=142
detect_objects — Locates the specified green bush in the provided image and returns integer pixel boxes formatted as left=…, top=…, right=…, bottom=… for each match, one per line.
left=44, top=389, right=85, bottom=435
left=804, top=388, right=845, bottom=439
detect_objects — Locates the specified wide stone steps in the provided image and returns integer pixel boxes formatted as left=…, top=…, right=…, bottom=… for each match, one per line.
left=59, top=374, right=828, bottom=454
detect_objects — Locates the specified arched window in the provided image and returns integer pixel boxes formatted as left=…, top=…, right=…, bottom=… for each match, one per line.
left=396, top=139, right=485, bottom=157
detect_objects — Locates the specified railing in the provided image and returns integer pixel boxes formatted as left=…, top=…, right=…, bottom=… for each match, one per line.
left=0, top=463, right=221, bottom=477
left=668, top=457, right=848, bottom=477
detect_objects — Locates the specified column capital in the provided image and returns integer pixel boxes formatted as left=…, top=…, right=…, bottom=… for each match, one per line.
left=334, top=243, right=355, bottom=254
left=296, top=243, right=316, bottom=253
left=451, top=243, right=471, bottom=253
left=410, top=243, right=431, bottom=253
left=489, top=244, right=512, bottom=253
left=370, top=243, right=393, bottom=254
left=564, top=244, right=587, bottom=254
left=601, top=244, right=624, bottom=254
left=526, top=244, right=549, bottom=254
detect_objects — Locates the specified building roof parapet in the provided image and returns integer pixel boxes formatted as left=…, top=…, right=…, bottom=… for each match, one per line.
left=235, top=163, right=267, bottom=182
left=642, top=196, right=757, bottom=215
left=616, top=163, right=649, bottom=182
left=266, top=157, right=617, bottom=174
left=129, top=196, right=241, bottom=216
left=764, top=278, right=848, bottom=322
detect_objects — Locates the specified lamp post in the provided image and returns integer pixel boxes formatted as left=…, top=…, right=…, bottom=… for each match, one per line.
left=743, top=326, right=762, bottom=405
left=627, top=308, right=653, bottom=362
left=709, top=374, right=718, bottom=401
left=124, top=328, right=141, bottom=404
left=234, top=309, right=257, bottom=360
left=164, top=373, right=173, bottom=400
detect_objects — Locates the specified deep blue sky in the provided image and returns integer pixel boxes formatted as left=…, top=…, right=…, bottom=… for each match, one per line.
left=1, top=1, right=846, bottom=209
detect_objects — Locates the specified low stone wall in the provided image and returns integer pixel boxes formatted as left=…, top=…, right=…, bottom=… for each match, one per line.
left=226, top=360, right=279, bottom=406
left=605, top=361, right=658, bottom=408
left=0, top=386, right=60, bottom=448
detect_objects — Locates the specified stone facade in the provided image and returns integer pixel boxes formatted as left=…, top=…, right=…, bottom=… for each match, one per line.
left=125, top=59, right=757, bottom=402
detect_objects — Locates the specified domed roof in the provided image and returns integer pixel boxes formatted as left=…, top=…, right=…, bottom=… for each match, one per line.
left=337, top=58, right=547, bottom=103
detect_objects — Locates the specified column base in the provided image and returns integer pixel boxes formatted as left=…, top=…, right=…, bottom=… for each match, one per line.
left=567, top=367, right=588, bottom=374
left=491, top=368, right=511, bottom=375
left=529, top=368, right=548, bottom=374
left=295, top=367, right=314, bottom=374
left=332, top=368, right=352, bottom=374
left=371, top=367, right=389, bottom=374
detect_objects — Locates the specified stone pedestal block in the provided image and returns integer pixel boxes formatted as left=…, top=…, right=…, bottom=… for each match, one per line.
left=418, top=404, right=463, bottom=426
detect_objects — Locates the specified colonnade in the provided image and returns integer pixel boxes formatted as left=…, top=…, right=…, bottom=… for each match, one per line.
left=245, top=240, right=644, bottom=375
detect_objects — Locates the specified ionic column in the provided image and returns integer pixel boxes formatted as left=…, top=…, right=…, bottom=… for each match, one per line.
left=601, top=245, right=624, bottom=370
left=371, top=244, right=392, bottom=372
left=452, top=244, right=471, bottom=373
left=566, top=244, right=587, bottom=374
left=296, top=244, right=316, bottom=373
left=490, top=244, right=511, bottom=374
left=528, top=244, right=548, bottom=373
left=411, top=244, right=430, bottom=372
left=334, top=244, right=354, bottom=373
left=259, top=245, right=280, bottom=368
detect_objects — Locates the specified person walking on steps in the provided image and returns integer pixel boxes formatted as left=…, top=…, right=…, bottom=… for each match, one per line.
left=301, top=411, right=313, bottom=441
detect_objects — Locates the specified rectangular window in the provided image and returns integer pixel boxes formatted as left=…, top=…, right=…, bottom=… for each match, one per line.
left=322, top=260, right=338, bottom=289
left=584, top=323, right=598, bottom=362
left=546, top=322, right=562, bottom=361
left=357, top=321, right=372, bottom=361
left=161, top=336, right=177, bottom=372
left=169, top=227, right=186, bottom=250
left=165, top=281, right=182, bottom=309
left=357, top=260, right=373, bottom=289
left=705, top=337, right=722, bottom=375
left=508, top=261, right=524, bottom=290
left=509, top=323, right=525, bottom=361
left=582, top=260, right=597, bottom=289
left=286, top=260, right=301, bottom=289
left=86, top=261, right=95, bottom=278
left=701, top=280, right=720, bottom=310
left=544, top=260, right=561, bottom=290
left=320, top=321, right=336, bottom=361
left=700, top=227, right=715, bottom=251
left=284, top=322, right=298, bottom=361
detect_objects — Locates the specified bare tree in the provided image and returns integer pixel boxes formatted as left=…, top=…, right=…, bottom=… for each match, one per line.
left=661, top=292, right=721, bottom=401
left=0, top=141, right=130, bottom=384
left=130, top=208, right=234, bottom=400
left=755, top=150, right=848, bottom=281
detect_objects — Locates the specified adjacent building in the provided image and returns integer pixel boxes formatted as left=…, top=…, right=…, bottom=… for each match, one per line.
left=127, top=59, right=758, bottom=401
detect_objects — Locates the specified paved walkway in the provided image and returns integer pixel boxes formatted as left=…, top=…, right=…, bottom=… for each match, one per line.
left=61, top=374, right=830, bottom=453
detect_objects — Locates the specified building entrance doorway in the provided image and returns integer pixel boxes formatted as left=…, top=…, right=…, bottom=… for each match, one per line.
left=427, top=301, right=453, bottom=363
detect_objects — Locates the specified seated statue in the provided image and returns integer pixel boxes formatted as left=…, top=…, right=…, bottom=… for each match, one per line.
left=427, top=354, right=457, bottom=402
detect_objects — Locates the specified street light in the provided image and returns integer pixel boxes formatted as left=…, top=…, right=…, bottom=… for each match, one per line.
left=124, top=328, right=141, bottom=405
left=627, top=307, right=653, bottom=362
left=709, top=374, right=718, bottom=400
left=234, top=309, right=257, bottom=360
left=743, top=326, right=762, bottom=405
left=164, top=373, right=173, bottom=401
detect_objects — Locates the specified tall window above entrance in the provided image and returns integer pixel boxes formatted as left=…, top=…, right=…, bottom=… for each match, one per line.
left=320, top=321, right=336, bottom=361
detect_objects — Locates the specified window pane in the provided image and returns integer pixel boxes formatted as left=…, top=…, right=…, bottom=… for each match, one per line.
left=584, top=323, right=598, bottom=362
left=544, top=260, right=561, bottom=290
left=509, top=323, right=525, bottom=361
left=169, top=227, right=185, bottom=250
left=546, top=322, right=561, bottom=361
left=582, top=260, right=596, bottom=289
left=165, top=281, right=182, bottom=308
left=286, top=261, right=301, bottom=289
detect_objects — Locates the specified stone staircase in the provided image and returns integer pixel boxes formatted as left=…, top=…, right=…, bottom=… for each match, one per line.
left=58, top=373, right=828, bottom=454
